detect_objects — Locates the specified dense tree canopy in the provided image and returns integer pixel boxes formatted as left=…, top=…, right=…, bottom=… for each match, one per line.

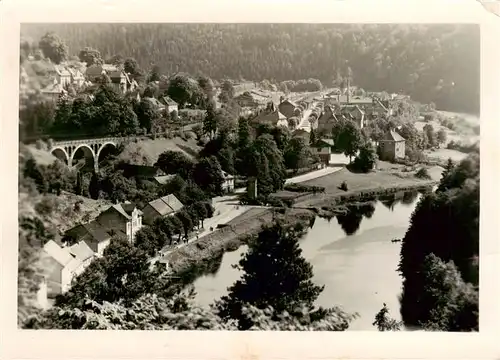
left=38, top=32, right=68, bottom=64
left=22, top=24, right=479, bottom=113
left=78, top=47, right=103, bottom=66
left=399, top=153, right=479, bottom=330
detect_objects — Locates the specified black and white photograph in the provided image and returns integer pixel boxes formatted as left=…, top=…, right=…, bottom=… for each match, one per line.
left=2, top=0, right=499, bottom=359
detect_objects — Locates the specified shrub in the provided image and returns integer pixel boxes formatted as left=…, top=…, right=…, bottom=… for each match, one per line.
left=339, top=181, right=348, bottom=191
left=35, top=139, right=47, bottom=151
left=415, top=168, right=431, bottom=179
left=35, top=196, right=57, bottom=216
left=283, top=183, right=325, bottom=194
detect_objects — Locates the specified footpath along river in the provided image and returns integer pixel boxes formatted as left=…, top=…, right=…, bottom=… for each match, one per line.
left=192, top=190, right=423, bottom=330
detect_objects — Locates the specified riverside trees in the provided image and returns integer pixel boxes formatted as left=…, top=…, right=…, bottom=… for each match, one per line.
left=398, top=152, right=479, bottom=331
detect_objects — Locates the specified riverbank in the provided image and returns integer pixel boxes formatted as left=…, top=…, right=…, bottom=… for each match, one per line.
left=163, top=170, right=439, bottom=288
left=276, top=166, right=441, bottom=209
left=165, top=207, right=315, bottom=276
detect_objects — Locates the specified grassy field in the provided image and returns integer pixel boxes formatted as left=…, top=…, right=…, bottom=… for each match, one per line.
left=285, top=162, right=442, bottom=208
left=19, top=190, right=112, bottom=233
left=119, top=136, right=201, bottom=165
left=24, top=145, right=58, bottom=165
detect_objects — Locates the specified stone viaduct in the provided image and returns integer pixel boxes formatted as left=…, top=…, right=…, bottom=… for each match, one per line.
left=49, top=137, right=126, bottom=172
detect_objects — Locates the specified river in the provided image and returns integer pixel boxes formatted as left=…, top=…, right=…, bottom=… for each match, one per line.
left=192, top=190, right=423, bottom=330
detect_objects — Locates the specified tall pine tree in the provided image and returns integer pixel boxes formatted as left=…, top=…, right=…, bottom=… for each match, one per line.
left=215, top=220, right=325, bottom=329
left=88, top=171, right=100, bottom=200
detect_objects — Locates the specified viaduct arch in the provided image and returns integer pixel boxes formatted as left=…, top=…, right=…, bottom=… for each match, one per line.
left=49, top=137, right=123, bottom=172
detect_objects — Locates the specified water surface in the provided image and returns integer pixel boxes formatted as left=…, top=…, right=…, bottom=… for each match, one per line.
left=193, top=191, right=421, bottom=330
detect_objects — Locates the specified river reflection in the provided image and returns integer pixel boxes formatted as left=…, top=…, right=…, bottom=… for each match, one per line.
left=192, top=191, right=423, bottom=330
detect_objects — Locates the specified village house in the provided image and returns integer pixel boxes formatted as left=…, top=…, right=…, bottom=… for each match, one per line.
left=40, top=240, right=89, bottom=296
left=41, top=80, right=68, bottom=101
left=67, top=67, right=86, bottom=88
left=233, top=92, right=261, bottom=108
left=54, top=65, right=72, bottom=87
left=317, top=105, right=341, bottom=134
left=142, top=194, right=184, bottom=225
left=336, top=105, right=365, bottom=129
left=64, top=219, right=113, bottom=256
left=251, top=103, right=288, bottom=128
left=153, top=174, right=176, bottom=186
left=160, top=96, right=179, bottom=113
left=96, top=203, right=144, bottom=244
left=312, top=138, right=336, bottom=165
left=278, top=99, right=299, bottom=119
left=222, top=171, right=235, bottom=193
left=378, top=130, right=406, bottom=161
left=85, top=64, right=137, bottom=93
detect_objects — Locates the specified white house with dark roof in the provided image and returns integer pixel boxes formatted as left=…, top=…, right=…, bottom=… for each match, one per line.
left=40, top=240, right=88, bottom=296
left=96, top=203, right=143, bottom=244
left=222, top=171, right=235, bottom=193
left=142, top=194, right=184, bottom=225
left=161, top=96, right=179, bottom=113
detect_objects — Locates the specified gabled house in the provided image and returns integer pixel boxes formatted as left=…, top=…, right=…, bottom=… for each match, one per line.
left=378, top=130, right=406, bottom=162
left=41, top=81, right=67, bottom=101
left=67, top=67, right=86, bottom=88
left=153, top=174, right=176, bottom=185
left=252, top=107, right=288, bottom=128
left=312, top=138, right=336, bottom=165
left=142, top=194, right=184, bottom=225
left=85, top=64, right=136, bottom=93
left=143, top=96, right=166, bottom=112
left=317, top=105, right=340, bottom=133
left=278, top=99, right=298, bottom=119
left=68, top=241, right=95, bottom=267
left=54, top=65, right=72, bottom=87
left=64, top=220, right=113, bottom=257
left=40, top=240, right=86, bottom=296
left=222, top=171, right=235, bottom=193
left=161, top=96, right=179, bottom=113
left=96, top=203, right=143, bottom=244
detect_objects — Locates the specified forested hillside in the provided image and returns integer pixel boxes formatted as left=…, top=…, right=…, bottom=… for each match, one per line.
left=20, top=23, right=479, bottom=114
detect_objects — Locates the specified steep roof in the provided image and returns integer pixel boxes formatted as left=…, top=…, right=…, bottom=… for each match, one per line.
left=145, top=97, right=165, bottom=109
left=280, top=99, right=298, bottom=107
left=43, top=240, right=74, bottom=267
left=65, top=220, right=112, bottom=244
left=316, top=138, right=335, bottom=147
left=109, top=203, right=143, bottom=220
left=154, top=175, right=176, bottom=185
left=252, top=110, right=287, bottom=125
left=161, top=96, right=178, bottom=106
left=381, top=130, right=406, bottom=142
left=69, top=241, right=95, bottom=262
left=147, top=198, right=173, bottom=217
left=41, top=83, right=67, bottom=95
left=160, top=194, right=184, bottom=213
